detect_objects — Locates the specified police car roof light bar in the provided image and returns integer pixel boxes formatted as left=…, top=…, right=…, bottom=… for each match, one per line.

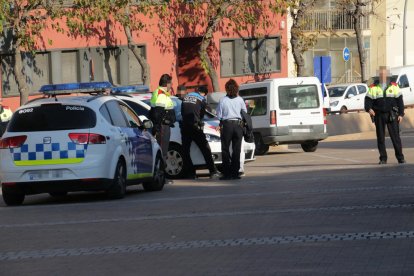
left=111, top=85, right=150, bottom=94
left=39, top=82, right=113, bottom=95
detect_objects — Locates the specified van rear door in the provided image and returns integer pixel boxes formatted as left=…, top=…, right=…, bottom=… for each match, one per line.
left=276, top=84, right=325, bottom=134
left=239, top=83, right=271, bottom=130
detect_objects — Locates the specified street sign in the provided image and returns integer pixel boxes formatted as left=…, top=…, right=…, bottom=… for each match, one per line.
left=343, top=47, right=350, bottom=62
left=313, top=56, right=332, bottom=84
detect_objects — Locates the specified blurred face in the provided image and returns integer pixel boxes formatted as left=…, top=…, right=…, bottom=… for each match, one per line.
left=379, top=68, right=389, bottom=83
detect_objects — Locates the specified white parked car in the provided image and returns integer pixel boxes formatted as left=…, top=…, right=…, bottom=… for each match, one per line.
left=112, top=88, right=255, bottom=178
left=328, top=83, right=368, bottom=113
left=0, top=82, right=164, bottom=206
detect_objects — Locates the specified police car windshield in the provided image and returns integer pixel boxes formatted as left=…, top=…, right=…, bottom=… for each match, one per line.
left=8, top=104, right=96, bottom=132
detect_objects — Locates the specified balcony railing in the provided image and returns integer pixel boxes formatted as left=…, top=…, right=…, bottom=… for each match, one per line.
left=303, top=9, right=370, bottom=31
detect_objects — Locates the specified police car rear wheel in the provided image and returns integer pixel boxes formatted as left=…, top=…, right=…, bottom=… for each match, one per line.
left=107, top=160, right=126, bottom=199
left=2, top=188, right=25, bottom=206
left=301, top=141, right=319, bottom=152
left=143, top=152, right=165, bottom=191
left=165, top=143, right=189, bottom=179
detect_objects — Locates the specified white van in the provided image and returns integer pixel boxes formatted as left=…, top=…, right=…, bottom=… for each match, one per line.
left=239, top=77, right=328, bottom=155
left=389, top=66, right=414, bottom=105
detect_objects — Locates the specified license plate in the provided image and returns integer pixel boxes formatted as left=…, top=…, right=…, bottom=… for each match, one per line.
left=29, top=170, right=63, bottom=181
left=291, top=129, right=311, bottom=133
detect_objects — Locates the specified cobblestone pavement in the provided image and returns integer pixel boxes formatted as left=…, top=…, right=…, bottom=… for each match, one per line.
left=1, top=134, right=414, bottom=275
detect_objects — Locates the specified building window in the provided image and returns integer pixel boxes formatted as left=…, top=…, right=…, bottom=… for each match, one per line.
left=61, top=50, right=79, bottom=83
left=220, top=36, right=281, bottom=77
left=1, top=52, right=51, bottom=97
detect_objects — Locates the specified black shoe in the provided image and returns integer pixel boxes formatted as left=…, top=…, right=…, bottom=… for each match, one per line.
left=232, top=175, right=241, bottom=180
left=219, top=175, right=232, bottom=180
left=379, top=160, right=387, bottom=165
left=166, top=179, right=174, bottom=184
left=398, top=159, right=406, bottom=164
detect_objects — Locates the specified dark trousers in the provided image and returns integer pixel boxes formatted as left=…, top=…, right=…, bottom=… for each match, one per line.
left=374, top=112, right=404, bottom=162
left=155, top=124, right=171, bottom=163
left=181, top=125, right=217, bottom=175
left=221, top=120, right=243, bottom=177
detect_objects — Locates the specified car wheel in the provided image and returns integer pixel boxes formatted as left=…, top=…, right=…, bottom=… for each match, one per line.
left=2, top=187, right=25, bottom=206
left=301, top=141, right=319, bottom=152
left=165, top=143, right=189, bottom=179
left=340, top=106, right=348, bottom=114
left=254, top=133, right=269, bottom=156
left=143, top=152, right=165, bottom=192
left=107, top=160, right=127, bottom=199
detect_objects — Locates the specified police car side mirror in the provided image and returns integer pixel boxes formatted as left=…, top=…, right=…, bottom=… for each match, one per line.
left=142, top=119, right=153, bottom=130
left=347, top=94, right=355, bottom=99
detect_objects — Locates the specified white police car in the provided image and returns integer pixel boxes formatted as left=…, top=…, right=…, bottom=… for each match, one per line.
left=111, top=87, right=255, bottom=178
left=112, top=93, right=222, bottom=178
left=0, top=82, right=164, bottom=206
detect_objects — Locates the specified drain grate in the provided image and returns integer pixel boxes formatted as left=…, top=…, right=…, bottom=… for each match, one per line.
left=2, top=230, right=414, bottom=261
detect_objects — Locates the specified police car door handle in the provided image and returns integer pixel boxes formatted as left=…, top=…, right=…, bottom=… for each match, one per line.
left=311, top=112, right=321, bottom=114
left=280, top=112, right=291, bottom=116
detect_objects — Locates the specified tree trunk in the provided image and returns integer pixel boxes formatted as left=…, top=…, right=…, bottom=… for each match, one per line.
left=200, top=35, right=220, bottom=92
left=199, top=2, right=231, bottom=92
left=290, top=11, right=306, bottom=77
left=13, top=48, right=29, bottom=106
left=290, top=0, right=317, bottom=77
left=353, top=1, right=367, bottom=83
left=124, top=25, right=151, bottom=86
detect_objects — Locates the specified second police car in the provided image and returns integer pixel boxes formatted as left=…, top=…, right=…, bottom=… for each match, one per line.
left=0, top=82, right=165, bottom=206
left=111, top=86, right=256, bottom=179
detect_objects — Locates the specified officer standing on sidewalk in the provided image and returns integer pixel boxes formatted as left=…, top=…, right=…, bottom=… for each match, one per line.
left=150, top=74, right=176, bottom=184
left=216, top=79, right=247, bottom=180
left=365, top=66, right=406, bottom=164
left=181, top=86, right=220, bottom=179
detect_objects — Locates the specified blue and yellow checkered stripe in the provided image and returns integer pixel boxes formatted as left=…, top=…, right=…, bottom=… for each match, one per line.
left=10, top=142, right=88, bottom=166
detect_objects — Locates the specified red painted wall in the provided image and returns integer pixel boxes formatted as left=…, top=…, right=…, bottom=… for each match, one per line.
left=1, top=3, right=288, bottom=111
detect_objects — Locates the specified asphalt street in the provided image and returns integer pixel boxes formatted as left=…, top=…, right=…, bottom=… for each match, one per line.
left=1, top=132, right=414, bottom=275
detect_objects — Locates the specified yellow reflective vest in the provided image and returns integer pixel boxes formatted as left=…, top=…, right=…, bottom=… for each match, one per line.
left=150, top=87, right=174, bottom=110
left=365, top=82, right=404, bottom=115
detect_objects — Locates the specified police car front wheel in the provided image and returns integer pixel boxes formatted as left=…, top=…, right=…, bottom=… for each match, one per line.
left=107, top=160, right=127, bottom=199
left=143, top=152, right=165, bottom=192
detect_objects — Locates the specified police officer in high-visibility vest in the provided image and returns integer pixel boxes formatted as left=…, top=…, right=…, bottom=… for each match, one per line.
left=365, top=66, right=406, bottom=164
left=181, top=86, right=220, bottom=179
left=150, top=74, right=176, bottom=183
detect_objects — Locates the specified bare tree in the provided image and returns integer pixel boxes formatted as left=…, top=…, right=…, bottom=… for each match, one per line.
left=0, top=0, right=64, bottom=105
left=169, top=0, right=287, bottom=91
left=338, top=0, right=373, bottom=83
left=67, top=1, right=166, bottom=86
left=289, top=0, right=318, bottom=77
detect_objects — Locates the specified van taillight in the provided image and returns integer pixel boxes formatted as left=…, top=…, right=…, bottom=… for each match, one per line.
left=323, top=108, right=327, bottom=125
left=69, top=133, right=106, bottom=145
left=0, top=135, right=27, bottom=149
left=270, top=110, right=277, bottom=125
